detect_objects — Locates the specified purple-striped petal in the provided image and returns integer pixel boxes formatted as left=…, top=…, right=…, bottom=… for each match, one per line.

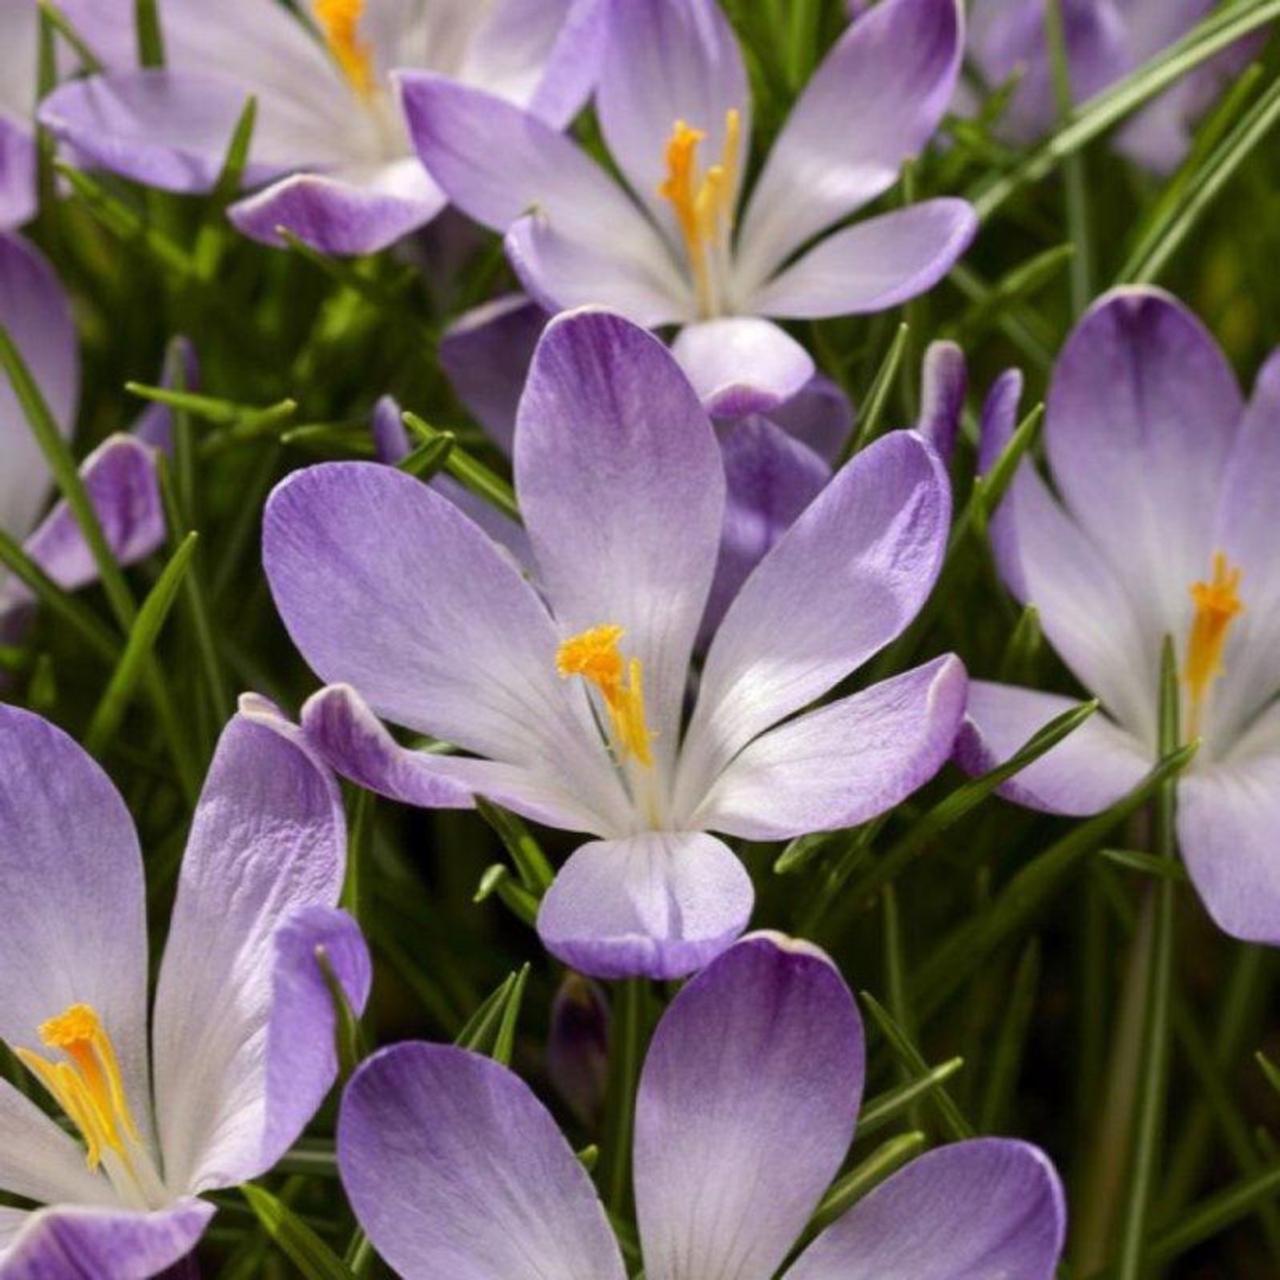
left=956, top=680, right=1151, bottom=816
left=739, top=0, right=965, bottom=287
left=151, top=700, right=347, bottom=1193
left=338, top=1043, right=627, bottom=1280
left=696, top=654, right=967, bottom=840
left=679, top=429, right=950, bottom=814
left=787, top=1138, right=1065, bottom=1280
left=0, top=1201, right=215, bottom=1280
left=515, top=310, right=725, bottom=779
left=751, top=199, right=977, bottom=320
left=672, top=317, right=814, bottom=419
left=536, top=832, right=754, bottom=980
left=634, top=934, right=864, bottom=1280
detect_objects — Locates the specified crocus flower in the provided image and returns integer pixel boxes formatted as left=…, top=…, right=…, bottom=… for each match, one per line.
left=399, top=0, right=977, bottom=413
left=39, top=0, right=604, bottom=255
left=967, top=0, right=1262, bottom=172
left=265, top=308, right=966, bottom=980
left=0, top=697, right=369, bottom=1274
left=958, top=287, right=1280, bottom=943
left=338, top=933, right=1067, bottom=1280
left=0, top=231, right=165, bottom=632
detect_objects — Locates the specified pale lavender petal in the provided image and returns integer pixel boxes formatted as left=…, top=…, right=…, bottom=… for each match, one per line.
left=916, top=339, right=967, bottom=462
left=152, top=700, right=347, bottom=1194
left=439, top=294, right=547, bottom=454
left=301, top=683, right=610, bottom=834
left=595, top=0, right=749, bottom=235
left=262, top=906, right=372, bottom=1169
left=0, top=232, right=77, bottom=542
left=751, top=200, right=977, bottom=320
left=696, top=655, right=967, bottom=840
left=398, top=73, right=685, bottom=321
left=635, top=934, right=863, bottom=1280
left=0, top=1201, right=215, bottom=1280
left=672, top=317, right=814, bottom=419
left=702, top=415, right=829, bottom=640
left=955, top=680, right=1151, bottom=816
left=515, top=310, right=724, bottom=778
left=1179, top=700, right=1280, bottom=945
left=767, top=373, right=855, bottom=463
left=0, top=120, right=36, bottom=231
left=263, top=461, right=627, bottom=830
left=787, top=1138, right=1065, bottom=1280
left=739, top=0, right=964, bottom=287
left=228, top=159, right=447, bottom=255
left=338, top=1043, right=627, bottom=1280
left=1045, top=287, right=1242, bottom=638
left=0, top=705, right=151, bottom=1151
left=536, top=832, right=754, bottom=980
left=679, top=430, right=950, bottom=814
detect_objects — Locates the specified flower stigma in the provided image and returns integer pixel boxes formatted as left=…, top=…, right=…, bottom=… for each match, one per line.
left=1183, top=551, right=1244, bottom=741
left=557, top=624, right=655, bottom=768
left=658, top=109, right=741, bottom=318
left=314, top=0, right=374, bottom=99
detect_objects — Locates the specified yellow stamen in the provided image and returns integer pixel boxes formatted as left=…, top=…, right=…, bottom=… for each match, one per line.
left=1183, top=551, right=1244, bottom=739
left=657, top=109, right=742, bottom=317
left=16, top=1004, right=141, bottom=1171
left=313, top=0, right=374, bottom=99
left=557, top=625, right=654, bottom=767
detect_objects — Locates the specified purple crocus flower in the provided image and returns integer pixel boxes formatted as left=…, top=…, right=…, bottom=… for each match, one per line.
left=400, top=0, right=977, bottom=414
left=264, top=309, right=966, bottom=980
left=39, top=0, right=604, bottom=255
left=968, top=0, right=1262, bottom=172
left=958, top=287, right=1280, bottom=944
left=0, top=232, right=165, bottom=633
left=0, top=697, right=369, bottom=1274
left=338, top=933, right=1067, bottom=1280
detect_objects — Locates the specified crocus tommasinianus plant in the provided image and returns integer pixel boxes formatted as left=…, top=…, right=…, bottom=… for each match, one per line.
left=400, top=0, right=977, bottom=415
left=0, top=231, right=164, bottom=639
left=958, top=287, right=1280, bottom=944
left=264, top=309, right=967, bottom=980
left=337, top=933, right=1067, bottom=1280
left=966, top=0, right=1261, bottom=172
left=39, top=0, right=604, bottom=255
left=0, top=698, right=369, bottom=1273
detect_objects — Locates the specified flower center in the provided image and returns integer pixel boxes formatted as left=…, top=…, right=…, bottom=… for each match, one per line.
left=16, top=1002, right=163, bottom=1207
left=1183, top=551, right=1244, bottom=741
left=314, top=0, right=375, bottom=99
left=557, top=624, right=654, bottom=768
left=658, top=110, right=741, bottom=319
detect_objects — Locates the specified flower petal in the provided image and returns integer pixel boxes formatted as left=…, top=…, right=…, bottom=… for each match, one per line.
left=0, top=120, right=36, bottom=232
left=0, top=232, right=77, bottom=542
left=672, top=317, right=814, bottom=419
left=515, top=310, right=724, bottom=778
left=787, top=1138, right=1065, bottom=1280
left=750, top=199, right=977, bottom=320
left=1044, top=287, right=1243, bottom=637
left=595, top=0, right=749, bottom=234
left=738, top=0, right=964, bottom=286
left=228, top=159, right=446, bottom=255
left=679, top=429, right=950, bottom=814
left=767, top=373, right=855, bottom=463
left=1179, top=700, right=1280, bottom=944
left=0, top=1201, right=214, bottom=1279
left=0, top=705, right=151, bottom=1152
left=956, top=680, right=1151, bottom=816
left=536, top=832, right=754, bottom=980
left=634, top=934, right=864, bottom=1280
left=151, top=701, right=347, bottom=1193
left=263, top=461, right=626, bottom=830
left=702, top=415, right=829, bottom=641
left=696, top=654, right=967, bottom=839
left=338, top=1043, right=627, bottom=1280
